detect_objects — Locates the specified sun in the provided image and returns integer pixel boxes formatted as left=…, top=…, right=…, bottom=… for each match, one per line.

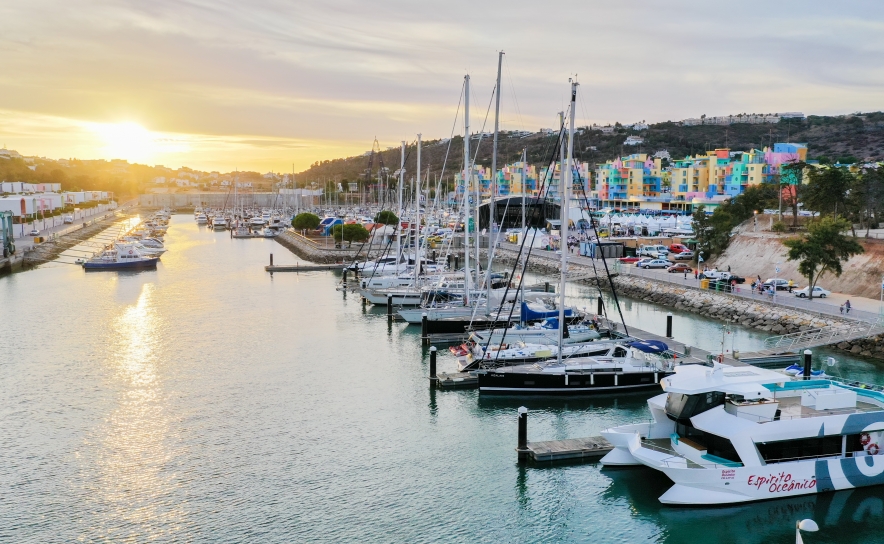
left=88, top=121, right=155, bottom=163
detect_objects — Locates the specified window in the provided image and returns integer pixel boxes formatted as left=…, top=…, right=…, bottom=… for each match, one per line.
left=756, top=435, right=843, bottom=463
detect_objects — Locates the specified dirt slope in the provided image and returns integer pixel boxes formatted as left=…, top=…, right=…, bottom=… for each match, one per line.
left=710, top=217, right=884, bottom=298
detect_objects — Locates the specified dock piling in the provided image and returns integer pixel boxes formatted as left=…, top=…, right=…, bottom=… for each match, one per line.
left=804, top=349, right=812, bottom=380
left=517, top=407, right=529, bottom=462
left=270, top=253, right=274, bottom=266
left=597, top=295, right=603, bottom=316
left=429, top=346, right=437, bottom=383
left=387, top=295, right=393, bottom=321
left=544, top=281, right=550, bottom=293
left=454, top=255, right=459, bottom=270
left=421, top=313, right=429, bottom=345
left=666, top=313, right=673, bottom=338
left=342, top=269, right=348, bottom=288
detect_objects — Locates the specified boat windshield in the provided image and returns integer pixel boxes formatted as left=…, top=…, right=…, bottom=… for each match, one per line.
left=665, top=391, right=725, bottom=421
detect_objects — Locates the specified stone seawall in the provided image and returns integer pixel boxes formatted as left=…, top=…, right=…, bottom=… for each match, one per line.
left=273, top=230, right=398, bottom=264
left=487, top=245, right=884, bottom=360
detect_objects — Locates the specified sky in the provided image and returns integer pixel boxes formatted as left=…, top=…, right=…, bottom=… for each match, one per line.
left=1, top=0, right=883, bottom=173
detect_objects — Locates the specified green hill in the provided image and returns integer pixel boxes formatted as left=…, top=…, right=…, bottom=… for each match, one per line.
left=295, top=112, right=884, bottom=196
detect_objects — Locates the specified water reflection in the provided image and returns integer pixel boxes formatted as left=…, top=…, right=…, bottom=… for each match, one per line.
left=603, top=466, right=884, bottom=543
left=83, top=283, right=185, bottom=540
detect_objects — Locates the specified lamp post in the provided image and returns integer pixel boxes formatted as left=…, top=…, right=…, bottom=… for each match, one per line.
left=753, top=210, right=758, bottom=232
left=795, top=518, right=818, bottom=544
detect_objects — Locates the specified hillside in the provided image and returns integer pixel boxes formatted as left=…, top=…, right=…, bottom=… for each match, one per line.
left=295, top=112, right=884, bottom=193
left=710, top=215, right=884, bottom=299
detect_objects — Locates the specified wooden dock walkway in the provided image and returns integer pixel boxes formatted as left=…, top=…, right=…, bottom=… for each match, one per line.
left=520, top=435, right=613, bottom=463
left=265, top=263, right=347, bottom=272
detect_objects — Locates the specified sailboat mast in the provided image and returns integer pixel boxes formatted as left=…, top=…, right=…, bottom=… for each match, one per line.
left=487, top=51, right=503, bottom=315
left=557, top=81, right=577, bottom=365
left=398, top=141, right=405, bottom=262
left=463, top=75, right=471, bottom=305
left=415, top=134, right=421, bottom=285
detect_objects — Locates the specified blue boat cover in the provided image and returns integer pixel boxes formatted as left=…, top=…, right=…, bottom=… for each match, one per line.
left=521, top=302, right=572, bottom=322
left=626, top=340, right=669, bottom=353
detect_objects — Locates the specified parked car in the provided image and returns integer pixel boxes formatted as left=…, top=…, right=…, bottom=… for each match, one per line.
left=29, top=229, right=40, bottom=236
left=668, top=243, right=690, bottom=254
left=701, top=270, right=746, bottom=284
left=619, top=256, right=641, bottom=264
left=635, top=258, right=654, bottom=267
left=672, top=250, right=694, bottom=260
left=638, top=244, right=669, bottom=258
left=642, top=259, right=673, bottom=269
left=63, top=215, right=74, bottom=224
left=763, top=278, right=791, bottom=291
left=667, top=263, right=692, bottom=273
left=793, top=286, right=830, bottom=298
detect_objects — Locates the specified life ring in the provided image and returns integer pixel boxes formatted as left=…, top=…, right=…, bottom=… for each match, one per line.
left=868, top=443, right=879, bottom=455
left=861, top=433, right=872, bottom=446
left=128, top=250, right=133, bottom=255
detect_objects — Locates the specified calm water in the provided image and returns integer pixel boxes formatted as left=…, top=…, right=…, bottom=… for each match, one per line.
left=2, top=215, right=883, bottom=543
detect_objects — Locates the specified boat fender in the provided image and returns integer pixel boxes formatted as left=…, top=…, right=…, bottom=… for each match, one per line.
left=869, top=443, right=880, bottom=456
left=861, top=433, right=872, bottom=446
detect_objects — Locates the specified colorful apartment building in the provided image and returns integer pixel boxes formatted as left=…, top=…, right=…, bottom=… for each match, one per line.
left=455, top=160, right=588, bottom=202
left=593, top=143, right=808, bottom=212
left=595, top=153, right=665, bottom=202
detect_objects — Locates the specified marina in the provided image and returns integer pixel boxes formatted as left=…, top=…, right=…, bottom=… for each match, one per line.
left=5, top=214, right=884, bottom=543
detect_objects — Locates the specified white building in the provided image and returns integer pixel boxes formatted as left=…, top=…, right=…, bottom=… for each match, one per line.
left=623, top=136, right=644, bottom=146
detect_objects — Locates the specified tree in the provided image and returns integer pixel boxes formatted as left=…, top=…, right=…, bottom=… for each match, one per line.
left=780, top=161, right=806, bottom=227
left=331, top=223, right=370, bottom=247
left=374, top=210, right=399, bottom=225
left=804, top=166, right=852, bottom=218
left=783, top=217, right=864, bottom=299
left=846, top=167, right=884, bottom=237
left=291, top=212, right=320, bottom=231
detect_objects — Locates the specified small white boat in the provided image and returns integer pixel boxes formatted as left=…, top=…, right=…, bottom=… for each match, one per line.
left=212, top=217, right=228, bottom=231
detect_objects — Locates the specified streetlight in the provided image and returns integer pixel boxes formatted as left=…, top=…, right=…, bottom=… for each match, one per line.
left=795, top=518, right=818, bottom=544
left=753, top=210, right=758, bottom=232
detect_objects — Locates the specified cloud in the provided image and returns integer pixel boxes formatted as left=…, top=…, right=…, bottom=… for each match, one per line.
left=0, top=0, right=882, bottom=170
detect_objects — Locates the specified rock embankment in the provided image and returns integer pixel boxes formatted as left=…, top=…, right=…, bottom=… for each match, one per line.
left=274, top=229, right=391, bottom=264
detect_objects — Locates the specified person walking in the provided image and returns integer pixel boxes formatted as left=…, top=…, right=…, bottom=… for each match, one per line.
left=694, top=268, right=699, bottom=280
left=840, top=303, right=845, bottom=314
left=846, top=300, right=852, bottom=314
left=788, top=279, right=794, bottom=293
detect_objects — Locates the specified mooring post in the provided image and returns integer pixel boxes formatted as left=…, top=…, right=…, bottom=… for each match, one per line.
left=421, top=312, right=429, bottom=345
left=517, top=407, right=529, bottom=462
left=342, top=269, right=348, bottom=288
left=454, top=255, right=459, bottom=270
left=597, top=295, right=603, bottom=316
left=804, top=349, right=812, bottom=380
left=666, top=313, right=673, bottom=338
left=387, top=295, right=393, bottom=321
left=432, top=250, right=437, bottom=262
left=429, top=346, right=437, bottom=383
left=270, top=253, right=274, bottom=266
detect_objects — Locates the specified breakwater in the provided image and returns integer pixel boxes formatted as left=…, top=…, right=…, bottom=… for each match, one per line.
left=487, top=245, right=884, bottom=359
left=273, top=229, right=388, bottom=264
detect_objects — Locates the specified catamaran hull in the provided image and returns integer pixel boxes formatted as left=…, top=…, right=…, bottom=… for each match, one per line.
left=614, top=430, right=884, bottom=505
left=477, top=370, right=671, bottom=395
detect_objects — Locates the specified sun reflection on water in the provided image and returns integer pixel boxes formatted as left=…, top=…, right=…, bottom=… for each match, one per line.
left=83, top=282, right=187, bottom=540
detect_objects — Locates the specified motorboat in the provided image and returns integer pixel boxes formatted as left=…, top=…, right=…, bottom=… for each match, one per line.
left=212, top=217, right=228, bottom=230
left=249, top=216, right=266, bottom=228
left=476, top=340, right=674, bottom=395
left=599, top=364, right=884, bottom=505
left=263, top=228, right=277, bottom=238
left=196, top=213, right=208, bottom=225
left=83, top=243, right=159, bottom=270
